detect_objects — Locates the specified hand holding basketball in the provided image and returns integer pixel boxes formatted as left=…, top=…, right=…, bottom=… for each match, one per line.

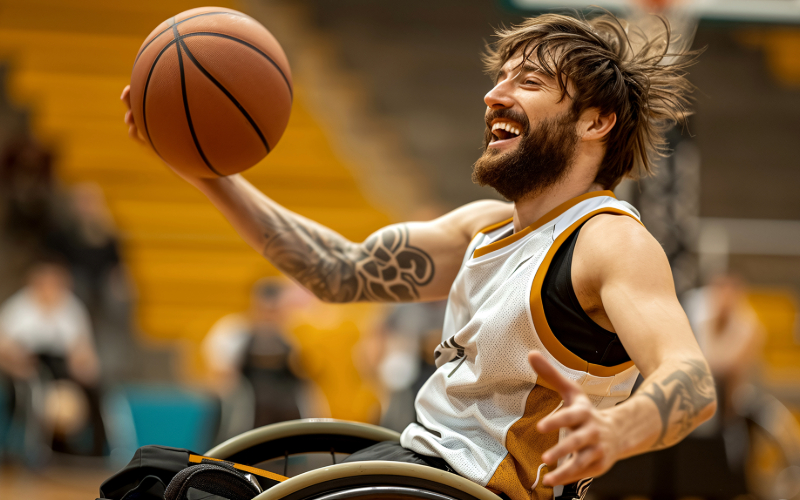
left=125, top=7, right=292, bottom=178
left=529, top=351, right=622, bottom=486
left=122, top=86, right=145, bottom=145
left=122, top=84, right=199, bottom=186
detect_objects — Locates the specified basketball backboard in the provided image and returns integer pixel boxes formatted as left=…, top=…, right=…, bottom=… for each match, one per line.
left=508, top=0, right=800, bottom=23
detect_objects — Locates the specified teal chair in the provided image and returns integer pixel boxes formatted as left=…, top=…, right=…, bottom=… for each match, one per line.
left=104, top=384, right=218, bottom=466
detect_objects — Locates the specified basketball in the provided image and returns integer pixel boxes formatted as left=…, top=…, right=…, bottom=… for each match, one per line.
left=128, top=7, right=292, bottom=178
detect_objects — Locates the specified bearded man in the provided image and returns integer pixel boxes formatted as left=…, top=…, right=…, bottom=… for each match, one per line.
left=122, top=11, right=716, bottom=500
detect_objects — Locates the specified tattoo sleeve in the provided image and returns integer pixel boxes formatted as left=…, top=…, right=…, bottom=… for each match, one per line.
left=640, top=359, right=716, bottom=448
left=259, top=207, right=435, bottom=303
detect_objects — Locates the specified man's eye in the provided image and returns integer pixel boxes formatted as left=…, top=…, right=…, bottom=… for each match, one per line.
left=525, top=80, right=539, bottom=85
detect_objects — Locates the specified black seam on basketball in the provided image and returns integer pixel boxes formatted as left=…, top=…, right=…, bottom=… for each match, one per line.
left=181, top=32, right=293, bottom=101
left=134, top=11, right=249, bottom=67
left=141, top=38, right=180, bottom=161
left=173, top=24, right=223, bottom=177
left=178, top=37, right=271, bottom=153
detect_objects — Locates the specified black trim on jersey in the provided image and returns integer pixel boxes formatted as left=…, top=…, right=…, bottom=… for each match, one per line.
left=541, top=222, right=631, bottom=366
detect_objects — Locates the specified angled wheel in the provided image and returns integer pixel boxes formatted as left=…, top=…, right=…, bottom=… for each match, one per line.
left=253, top=461, right=501, bottom=500
left=312, top=486, right=465, bottom=499
left=204, top=418, right=401, bottom=465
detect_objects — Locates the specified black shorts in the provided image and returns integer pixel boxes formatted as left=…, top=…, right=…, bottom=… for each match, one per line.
left=341, top=441, right=456, bottom=474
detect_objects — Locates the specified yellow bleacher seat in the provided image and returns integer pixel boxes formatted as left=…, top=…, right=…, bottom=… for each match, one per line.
left=0, top=0, right=390, bottom=421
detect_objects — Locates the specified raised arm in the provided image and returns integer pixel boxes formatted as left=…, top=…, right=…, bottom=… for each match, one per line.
left=122, top=86, right=512, bottom=303
left=191, top=174, right=510, bottom=302
left=533, top=214, right=716, bottom=486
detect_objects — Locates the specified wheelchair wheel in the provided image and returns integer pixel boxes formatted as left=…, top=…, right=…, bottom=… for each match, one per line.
left=254, top=461, right=501, bottom=500
left=205, top=418, right=401, bottom=465
left=203, top=419, right=501, bottom=500
left=311, top=486, right=462, bottom=499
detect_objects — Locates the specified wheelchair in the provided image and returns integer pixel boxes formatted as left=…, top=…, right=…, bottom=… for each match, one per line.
left=203, top=418, right=502, bottom=500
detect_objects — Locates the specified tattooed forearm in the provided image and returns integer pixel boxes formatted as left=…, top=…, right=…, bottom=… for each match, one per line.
left=259, top=208, right=434, bottom=303
left=640, top=359, right=716, bottom=448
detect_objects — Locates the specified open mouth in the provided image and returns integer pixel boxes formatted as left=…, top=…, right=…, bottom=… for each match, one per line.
left=490, top=120, right=522, bottom=144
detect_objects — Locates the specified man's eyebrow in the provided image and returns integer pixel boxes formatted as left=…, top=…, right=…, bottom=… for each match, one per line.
left=496, top=61, right=549, bottom=82
left=520, top=62, right=545, bottom=75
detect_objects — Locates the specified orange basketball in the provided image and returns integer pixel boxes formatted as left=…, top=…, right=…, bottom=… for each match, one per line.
left=129, top=7, right=292, bottom=178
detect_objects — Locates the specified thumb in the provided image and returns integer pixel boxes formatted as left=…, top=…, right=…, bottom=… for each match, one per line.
left=121, top=84, right=131, bottom=106
left=528, top=351, right=582, bottom=404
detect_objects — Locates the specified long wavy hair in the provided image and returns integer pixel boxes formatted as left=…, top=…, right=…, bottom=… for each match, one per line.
left=483, top=11, right=701, bottom=189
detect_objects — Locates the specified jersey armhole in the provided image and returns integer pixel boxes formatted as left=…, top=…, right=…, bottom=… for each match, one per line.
left=530, top=208, right=641, bottom=377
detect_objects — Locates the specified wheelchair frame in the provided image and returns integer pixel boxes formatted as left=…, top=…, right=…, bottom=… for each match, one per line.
left=204, top=419, right=502, bottom=500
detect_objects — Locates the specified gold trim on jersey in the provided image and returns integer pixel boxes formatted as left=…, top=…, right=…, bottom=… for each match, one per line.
left=473, top=190, right=616, bottom=259
left=475, top=217, right=514, bottom=238
left=486, top=384, right=561, bottom=500
left=530, top=207, right=642, bottom=377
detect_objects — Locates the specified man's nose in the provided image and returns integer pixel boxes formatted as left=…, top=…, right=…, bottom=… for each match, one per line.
left=484, top=81, right=514, bottom=109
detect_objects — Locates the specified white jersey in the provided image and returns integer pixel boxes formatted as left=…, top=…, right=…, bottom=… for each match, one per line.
left=400, top=191, right=642, bottom=500
left=0, top=288, right=92, bottom=356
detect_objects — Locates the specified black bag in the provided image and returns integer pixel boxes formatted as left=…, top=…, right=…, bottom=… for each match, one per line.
left=98, top=445, right=286, bottom=500
left=164, top=460, right=261, bottom=500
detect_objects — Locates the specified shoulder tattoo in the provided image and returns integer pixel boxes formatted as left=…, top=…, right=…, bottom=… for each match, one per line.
left=357, top=225, right=435, bottom=301
left=261, top=211, right=434, bottom=303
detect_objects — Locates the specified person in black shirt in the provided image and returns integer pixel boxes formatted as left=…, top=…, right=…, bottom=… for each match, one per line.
left=203, top=280, right=304, bottom=438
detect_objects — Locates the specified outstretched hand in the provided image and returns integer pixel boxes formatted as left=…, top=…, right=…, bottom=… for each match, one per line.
left=121, top=85, right=146, bottom=145
left=529, top=351, right=621, bottom=487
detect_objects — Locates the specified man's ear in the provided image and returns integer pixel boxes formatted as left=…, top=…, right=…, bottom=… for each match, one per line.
left=578, top=108, right=616, bottom=142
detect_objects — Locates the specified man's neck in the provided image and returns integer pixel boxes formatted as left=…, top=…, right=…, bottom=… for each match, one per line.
left=512, top=180, right=607, bottom=232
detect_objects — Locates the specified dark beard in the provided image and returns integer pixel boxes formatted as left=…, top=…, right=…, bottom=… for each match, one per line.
left=472, top=109, right=579, bottom=202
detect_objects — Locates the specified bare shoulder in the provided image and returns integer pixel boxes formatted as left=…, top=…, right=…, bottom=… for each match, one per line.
left=577, top=213, right=671, bottom=283
left=434, top=199, right=513, bottom=240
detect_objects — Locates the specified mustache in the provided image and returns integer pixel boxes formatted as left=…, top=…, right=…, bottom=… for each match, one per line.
left=484, top=108, right=530, bottom=133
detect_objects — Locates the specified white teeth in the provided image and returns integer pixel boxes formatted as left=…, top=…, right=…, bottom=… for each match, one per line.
left=491, top=122, right=521, bottom=137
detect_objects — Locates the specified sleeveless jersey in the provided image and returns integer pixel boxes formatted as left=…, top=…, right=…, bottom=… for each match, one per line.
left=400, top=191, right=642, bottom=500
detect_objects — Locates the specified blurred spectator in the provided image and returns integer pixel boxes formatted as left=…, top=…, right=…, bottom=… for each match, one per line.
left=683, top=274, right=765, bottom=420
left=680, top=273, right=766, bottom=495
left=378, top=301, right=446, bottom=432
left=0, top=135, right=56, bottom=245
left=202, top=279, right=305, bottom=440
left=0, top=259, right=105, bottom=456
left=43, top=183, right=135, bottom=380
left=45, top=183, right=125, bottom=317
left=0, top=135, right=63, bottom=302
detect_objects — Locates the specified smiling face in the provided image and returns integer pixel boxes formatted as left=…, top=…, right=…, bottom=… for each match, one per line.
left=472, top=52, right=580, bottom=201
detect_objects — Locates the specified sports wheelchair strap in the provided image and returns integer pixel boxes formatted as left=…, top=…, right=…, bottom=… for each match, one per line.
left=189, top=454, right=289, bottom=485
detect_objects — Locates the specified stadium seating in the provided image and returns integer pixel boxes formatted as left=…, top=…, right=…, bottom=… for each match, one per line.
left=0, top=0, right=391, bottom=397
